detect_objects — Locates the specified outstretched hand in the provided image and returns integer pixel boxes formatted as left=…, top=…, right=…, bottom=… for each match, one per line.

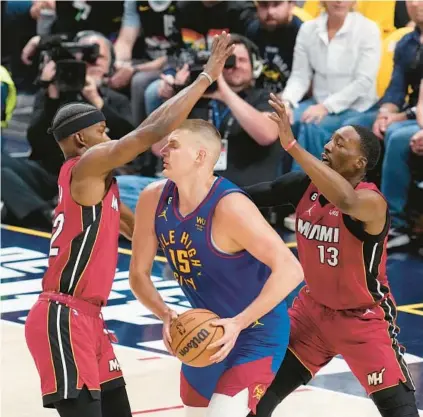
left=203, top=32, right=235, bottom=82
left=268, top=93, right=297, bottom=150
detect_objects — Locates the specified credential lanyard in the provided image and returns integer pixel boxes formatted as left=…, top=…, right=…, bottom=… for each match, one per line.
left=208, top=100, right=234, bottom=140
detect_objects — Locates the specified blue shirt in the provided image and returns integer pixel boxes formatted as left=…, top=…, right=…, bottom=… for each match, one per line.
left=154, top=177, right=288, bottom=324
left=382, top=27, right=422, bottom=109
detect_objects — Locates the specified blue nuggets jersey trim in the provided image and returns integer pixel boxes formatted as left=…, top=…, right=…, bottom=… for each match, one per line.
left=154, top=177, right=288, bottom=328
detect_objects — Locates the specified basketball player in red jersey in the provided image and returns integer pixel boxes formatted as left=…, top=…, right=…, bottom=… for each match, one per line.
left=245, top=93, right=419, bottom=417
left=24, top=33, right=235, bottom=417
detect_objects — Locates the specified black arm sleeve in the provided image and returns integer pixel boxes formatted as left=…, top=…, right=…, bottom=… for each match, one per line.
left=244, top=172, right=311, bottom=209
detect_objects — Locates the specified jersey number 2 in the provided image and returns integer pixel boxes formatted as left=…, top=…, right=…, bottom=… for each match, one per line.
left=317, top=245, right=339, bottom=267
left=49, top=213, right=65, bottom=257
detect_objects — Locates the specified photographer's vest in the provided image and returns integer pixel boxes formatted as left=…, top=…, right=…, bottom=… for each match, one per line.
left=135, top=1, right=181, bottom=60
left=0, top=66, right=16, bottom=128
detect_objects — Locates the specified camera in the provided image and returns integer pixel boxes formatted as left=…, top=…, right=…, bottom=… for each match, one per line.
left=175, top=48, right=236, bottom=93
left=37, top=34, right=100, bottom=93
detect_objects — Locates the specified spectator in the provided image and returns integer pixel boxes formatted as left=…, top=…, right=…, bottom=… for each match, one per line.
left=2, top=31, right=134, bottom=230
left=111, top=0, right=182, bottom=123
left=246, top=0, right=303, bottom=93
left=21, top=1, right=124, bottom=66
left=0, top=66, right=17, bottom=129
left=302, top=0, right=408, bottom=37
left=151, top=35, right=280, bottom=187
left=281, top=1, right=381, bottom=172
left=383, top=78, right=423, bottom=249
left=143, top=0, right=256, bottom=117
left=27, top=31, right=134, bottom=176
left=351, top=1, right=422, bottom=136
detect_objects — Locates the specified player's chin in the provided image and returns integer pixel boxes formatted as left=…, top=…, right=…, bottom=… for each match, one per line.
left=162, top=168, right=171, bottom=178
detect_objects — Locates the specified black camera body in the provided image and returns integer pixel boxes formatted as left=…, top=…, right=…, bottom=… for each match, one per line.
left=176, top=48, right=236, bottom=93
left=37, top=34, right=100, bottom=93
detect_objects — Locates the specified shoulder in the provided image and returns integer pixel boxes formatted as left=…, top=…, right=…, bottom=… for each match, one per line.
left=352, top=12, right=380, bottom=35
left=298, top=16, right=321, bottom=35
left=134, top=179, right=168, bottom=216
left=214, top=190, right=256, bottom=220
left=395, top=30, right=416, bottom=49
left=141, top=179, right=168, bottom=199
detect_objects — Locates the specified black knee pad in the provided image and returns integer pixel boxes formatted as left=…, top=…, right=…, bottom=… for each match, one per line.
left=371, top=382, right=419, bottom=417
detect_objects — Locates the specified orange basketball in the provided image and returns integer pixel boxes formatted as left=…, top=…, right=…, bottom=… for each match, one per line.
left=170, top=309, right=224, bottom=367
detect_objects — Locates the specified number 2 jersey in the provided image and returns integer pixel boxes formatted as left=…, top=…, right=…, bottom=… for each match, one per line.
left=42, top=157, right=121, bottom=306
left=154, top=177, right=288, bottom=333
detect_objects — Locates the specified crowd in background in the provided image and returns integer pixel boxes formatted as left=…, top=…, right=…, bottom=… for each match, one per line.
left=1, top=0, right=422, bottom=254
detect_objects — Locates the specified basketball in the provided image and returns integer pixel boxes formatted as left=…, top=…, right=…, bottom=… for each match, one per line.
left=170, top=309, right=224, bottom=367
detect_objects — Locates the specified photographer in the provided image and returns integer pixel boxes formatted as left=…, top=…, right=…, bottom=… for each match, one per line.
left=1, top=32, right=134, bottom=229
left=27, top=31, right=134, bottom=176
left=152, top=35, right=280, bottom=187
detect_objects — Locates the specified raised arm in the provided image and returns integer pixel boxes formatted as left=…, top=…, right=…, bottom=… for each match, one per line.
left=73, top=33, right=235, bottom=180
left=268, top=94, right=387, bottom=229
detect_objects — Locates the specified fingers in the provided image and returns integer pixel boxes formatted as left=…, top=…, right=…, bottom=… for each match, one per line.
left=209, top=339, right=233, bottom=363
left=268, top=113, right=280, bottom=124
left=210, top=319, right=226, bottom=327
left=163, top=335, right=174, bottom=355
left=225, top=44, right=236, bottom=59
left=211, top=31, right=232, bottom=56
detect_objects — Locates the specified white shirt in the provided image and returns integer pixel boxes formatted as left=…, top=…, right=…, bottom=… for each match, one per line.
left=282, top=12, right=381, bottom=114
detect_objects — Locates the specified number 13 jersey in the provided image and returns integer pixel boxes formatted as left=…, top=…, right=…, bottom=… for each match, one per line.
left=42, top=157, right=121, bottom=306
left=295, top=181, right=391, bottom=310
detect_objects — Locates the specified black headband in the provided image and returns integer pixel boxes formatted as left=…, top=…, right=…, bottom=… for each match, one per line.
left=49, top=110, right=106, bottom=141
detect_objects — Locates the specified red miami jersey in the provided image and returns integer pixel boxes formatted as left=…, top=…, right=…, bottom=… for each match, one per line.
left=295, top=181, right=390, bottom=310
left=42, top=157, right=121, bottom=305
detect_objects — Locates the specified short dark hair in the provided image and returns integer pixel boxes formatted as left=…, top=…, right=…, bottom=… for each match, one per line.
left=350, top=125, right=381, bottom=171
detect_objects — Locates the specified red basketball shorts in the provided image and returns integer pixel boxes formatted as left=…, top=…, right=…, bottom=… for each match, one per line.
left=288, top=287, right=415, bottom=395
left=25, top=292, right=125, bottom=408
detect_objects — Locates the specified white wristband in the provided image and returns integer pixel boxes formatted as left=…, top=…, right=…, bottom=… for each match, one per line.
left=199, top=72, right=213, bottom=85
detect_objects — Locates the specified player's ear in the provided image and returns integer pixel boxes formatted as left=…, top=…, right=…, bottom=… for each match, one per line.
left=196, top=149, right=207, bottom=164
left=74, top=132, right=87, bottom=148
left=356, top=155, right=367, bottom=171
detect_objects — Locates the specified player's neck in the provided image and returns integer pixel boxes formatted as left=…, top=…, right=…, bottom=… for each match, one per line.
left=348, top=174, right=364, bottom=189
left=175, top=173, right=217, bottom=217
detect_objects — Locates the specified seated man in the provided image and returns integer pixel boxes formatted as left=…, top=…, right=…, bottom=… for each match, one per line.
left=151, top=35, right=280, bottom=187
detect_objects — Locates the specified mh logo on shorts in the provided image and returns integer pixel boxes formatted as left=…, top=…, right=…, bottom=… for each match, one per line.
left=367, top=368, right=386, bottom=386
left=109, top=358, right=121, bottom=372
